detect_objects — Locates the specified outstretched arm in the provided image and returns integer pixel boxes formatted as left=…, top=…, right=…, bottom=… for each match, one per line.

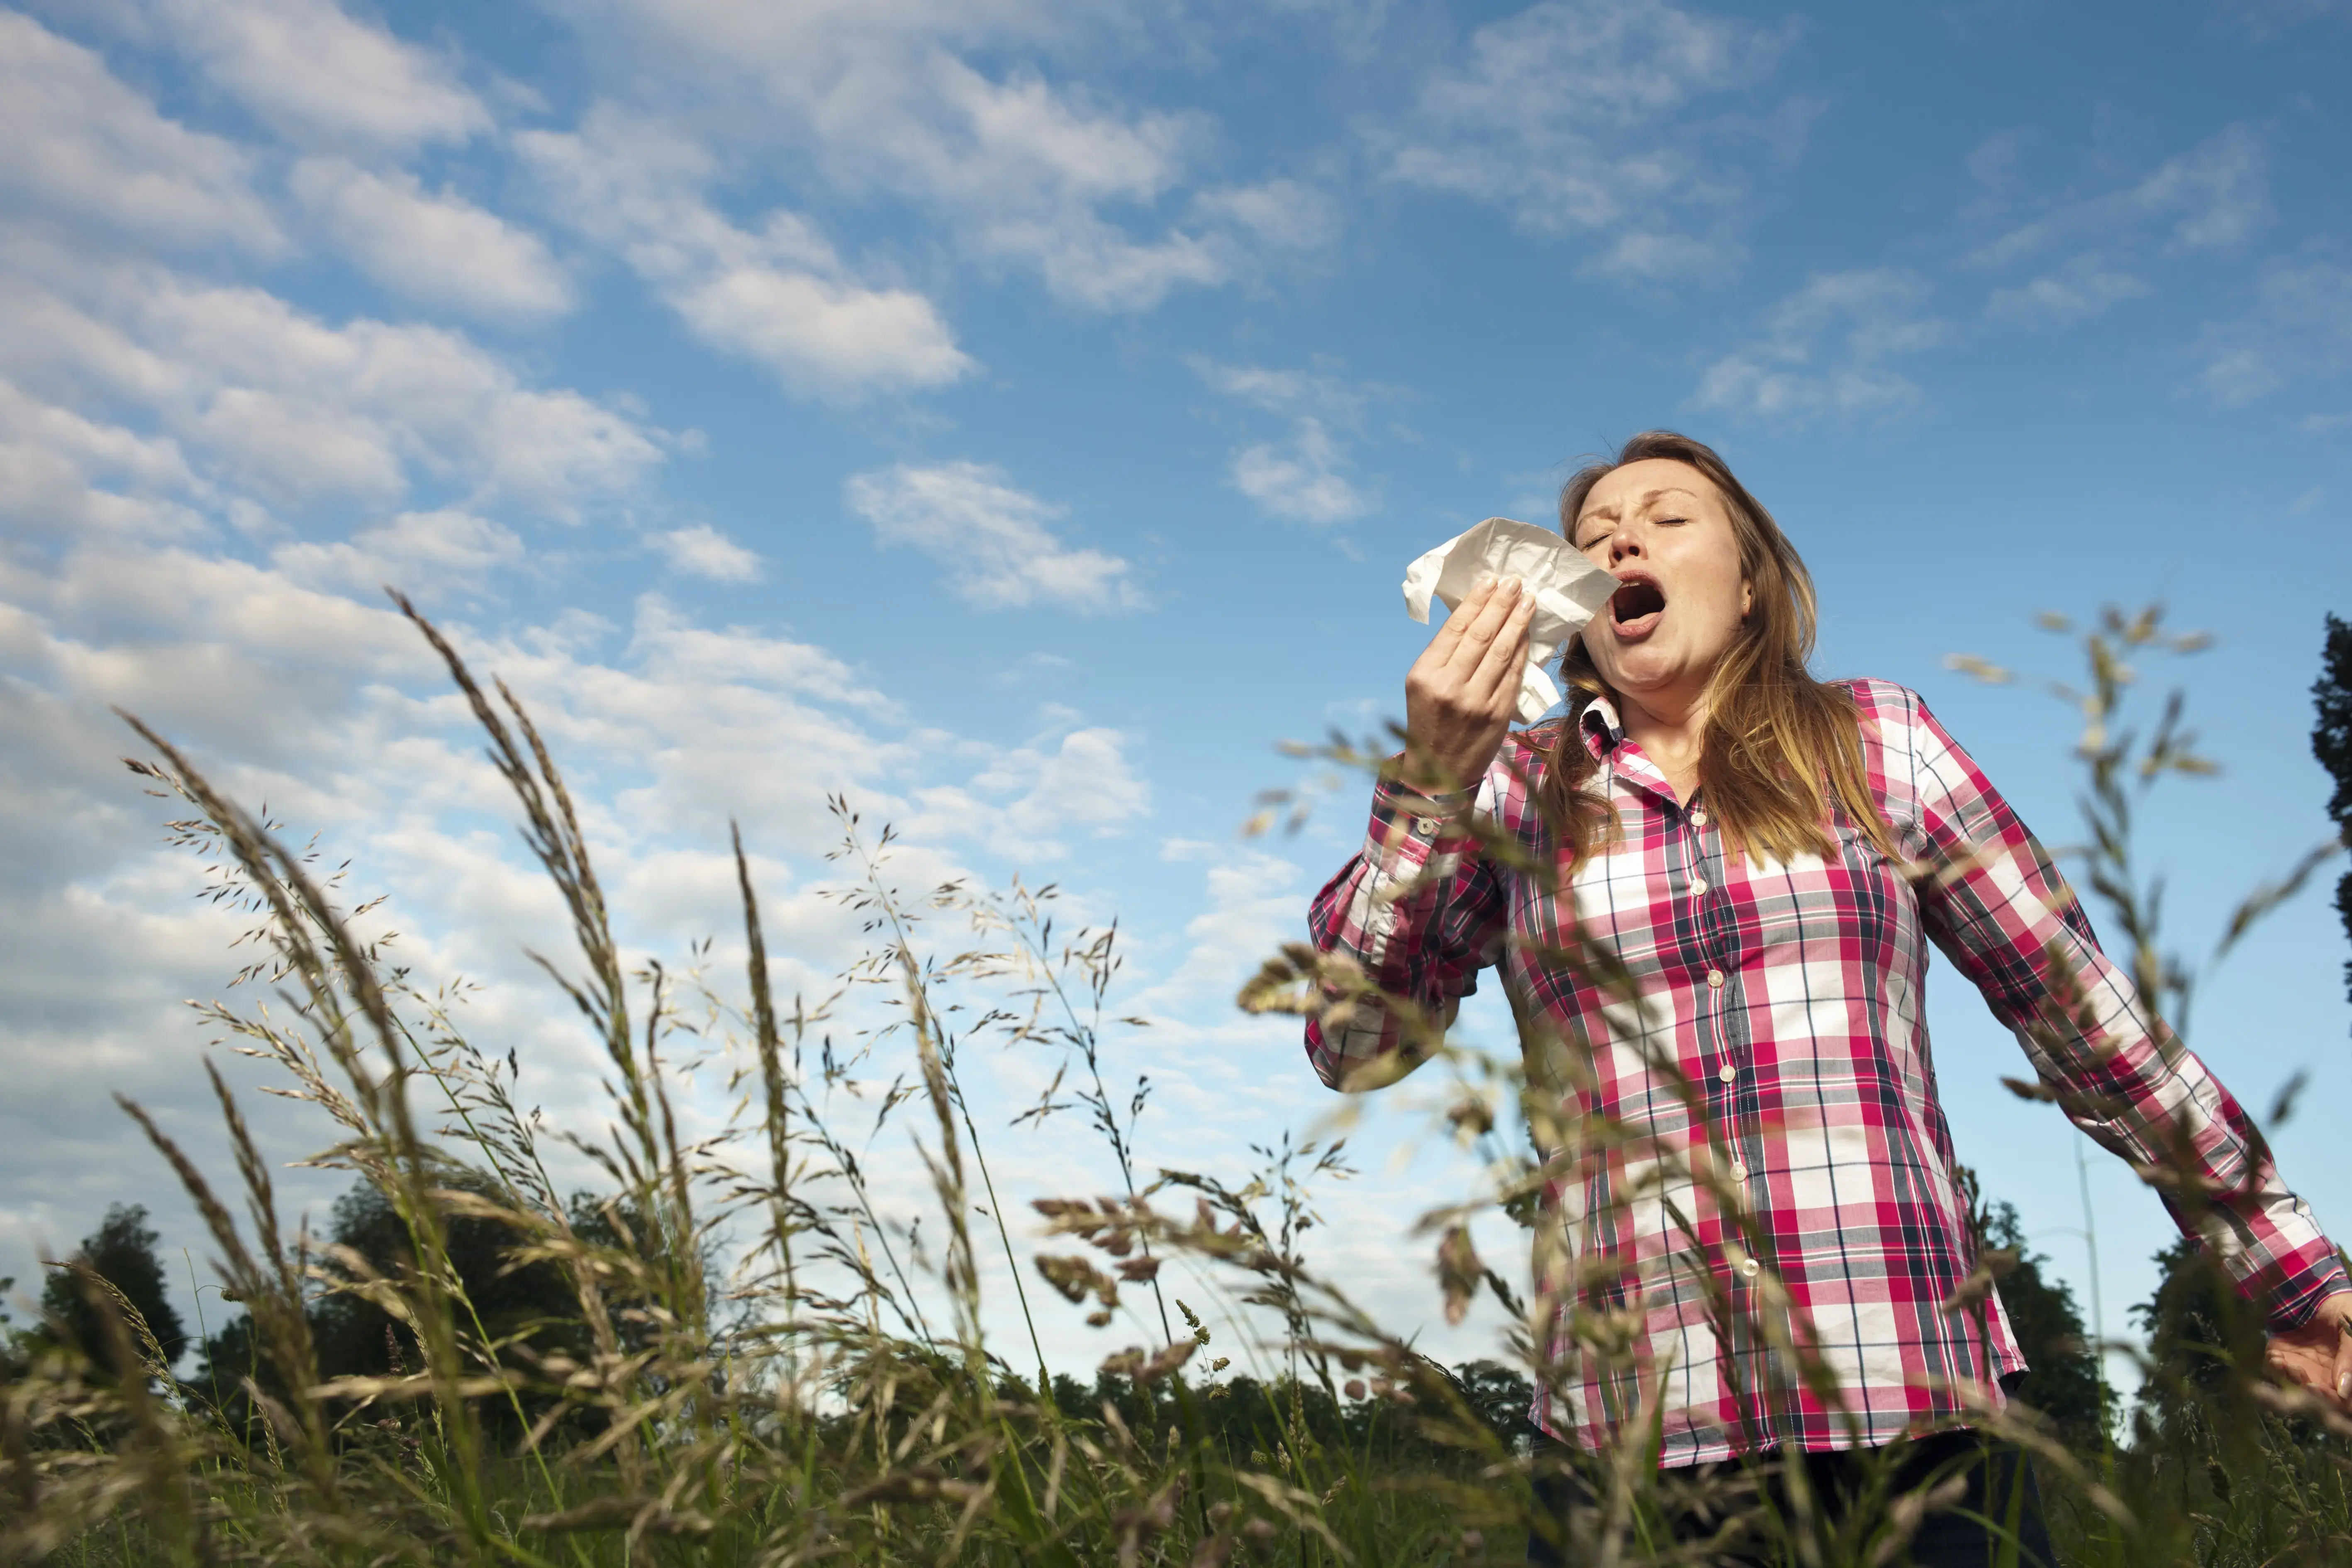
left=1888, top=683, right=2352, bottom=1402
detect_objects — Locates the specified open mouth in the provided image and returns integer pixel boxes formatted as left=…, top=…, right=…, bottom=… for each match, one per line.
left=1611, top=579, right=1667, bottom=626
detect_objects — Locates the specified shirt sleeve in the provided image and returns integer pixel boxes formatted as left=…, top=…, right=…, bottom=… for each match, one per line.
left=1888, top=682, right=2349, bottom=1328
left=1303, top=769, right=1510, bottom=1090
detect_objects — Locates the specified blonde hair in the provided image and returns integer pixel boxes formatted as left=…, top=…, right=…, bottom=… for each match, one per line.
left=1532, top=431, right=1898, bottom=867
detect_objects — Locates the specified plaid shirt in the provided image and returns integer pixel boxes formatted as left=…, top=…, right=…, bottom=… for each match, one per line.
left=1306, top=678, right=2346, bottom=1465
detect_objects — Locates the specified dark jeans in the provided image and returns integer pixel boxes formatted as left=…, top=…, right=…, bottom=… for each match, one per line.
left=1527, top=1429, right=2057, bottom=1567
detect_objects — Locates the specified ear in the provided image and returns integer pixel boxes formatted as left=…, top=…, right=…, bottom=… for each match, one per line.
left=1740, top=579, right=1754, bottom=620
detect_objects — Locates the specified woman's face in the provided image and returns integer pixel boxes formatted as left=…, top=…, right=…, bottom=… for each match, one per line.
left=1569, top=458, right=1752, bottom=715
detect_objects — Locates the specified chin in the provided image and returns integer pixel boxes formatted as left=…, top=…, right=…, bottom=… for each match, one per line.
left=1602, top=652, right=1679, bottom=689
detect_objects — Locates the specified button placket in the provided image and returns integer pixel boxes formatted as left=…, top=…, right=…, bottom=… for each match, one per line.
left=1687, top=802, right=1711, bottom=898
left=1689, top=798, right=1748, bottom=1201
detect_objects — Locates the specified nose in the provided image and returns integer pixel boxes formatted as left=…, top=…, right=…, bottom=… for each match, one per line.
left=1609, top=528, right=1643, bottom=565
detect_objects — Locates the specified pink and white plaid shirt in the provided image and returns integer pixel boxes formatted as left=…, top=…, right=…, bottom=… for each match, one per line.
left=1306, top=678, right=2345, bottom=1466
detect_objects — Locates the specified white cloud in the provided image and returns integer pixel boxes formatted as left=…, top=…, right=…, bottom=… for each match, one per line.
left=2196, top=258, right=2352, bottom=405
left=1202, top=362, right=1369, bottom=420
left=0, top=377, right=201, bottom=538
left=1375, top=0, right=1787, bottom=275
left=1985, top=255, right=2150, bottom=326
left=521, top=110, right=973, bottom=400
left=1133, top=846, right=1308, bottom=1018
left=1694, top=268, right=1945, bottom=425
left=653, top=523, right=764, bottom=583
left=1233, top=420, right=1369, bottom=525
left=271, top=510, right=529, bottom=602
left=526, top=3, right=1327, bottom=312
left=1198, top=360, right=1380, bottom=525
left=119, top=0, right=490, bottom=151
left=903, top=725, right=1155, bottom=861
left=0, top=251, right=663, bottom=521
left=1971, top=126, right=2268, bottom=271
left=1189, top=178, right=1343, bottom=254
left=291, top=160, right=574, bottom=324
left=845, top=462, right=1143, bottom=614
left=0, top=11, right=278, bottom=251
left=668, top=256, right=972, bottom=394
left=2210, top=0, right=2349, bottom=32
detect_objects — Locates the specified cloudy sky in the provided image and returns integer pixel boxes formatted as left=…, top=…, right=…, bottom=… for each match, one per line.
left=4, top=0, right=2351, bottom=1385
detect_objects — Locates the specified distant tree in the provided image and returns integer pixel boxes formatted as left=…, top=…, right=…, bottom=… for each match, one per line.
left=37, top=1204, right=188, bottom=1378
left=2314, top=613, right=2352, bottom=1014
left=194, top=1175, right=650, bottom=1440
left=302, top=1177, right=618, bottom=1384
left=2127, top=1233, right=2268, bottom=1451
left=1983, top=1202, right=2111, bottom=1450
left=1448, top=1359, right=1536, bottom=1448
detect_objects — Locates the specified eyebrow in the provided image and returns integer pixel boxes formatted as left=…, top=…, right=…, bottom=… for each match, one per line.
left=1574, top=486, right=1702, bottom=530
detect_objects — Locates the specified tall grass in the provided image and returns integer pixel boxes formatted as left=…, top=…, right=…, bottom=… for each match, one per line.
left=0, top=598, right=2344, bottom=1566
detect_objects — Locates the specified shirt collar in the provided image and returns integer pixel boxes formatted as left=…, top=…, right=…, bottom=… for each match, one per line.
left=1577, top=692, right=1682, bottom=804
left=1578, top=693, right=1626, bottom=760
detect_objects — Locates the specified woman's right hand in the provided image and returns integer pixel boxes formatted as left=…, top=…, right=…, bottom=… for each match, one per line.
left=1403, top=576, right=1535, bottom=792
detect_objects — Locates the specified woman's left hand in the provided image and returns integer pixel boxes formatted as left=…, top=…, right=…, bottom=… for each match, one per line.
left=2265, top=1290, right=2352, bottom=1405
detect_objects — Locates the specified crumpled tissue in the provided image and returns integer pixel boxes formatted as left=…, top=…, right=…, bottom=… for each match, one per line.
left=1402, top=516, right=1622, bottom=722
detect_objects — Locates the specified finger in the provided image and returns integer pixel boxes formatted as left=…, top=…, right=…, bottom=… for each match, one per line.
left=1467, top=594, right=1543, bottom=710
left=2266, top=1337, right=2314, bottom=1386
left=1445, top=577, right=1523, bottom=677
left=2331, top=1318, right=2352, bottom=1404
left=1424, top=576, right=1496, bottom=661
left=1465, top=593, right=1536, bottom=709
left=2267, top=1332, right=2338, bottom=1399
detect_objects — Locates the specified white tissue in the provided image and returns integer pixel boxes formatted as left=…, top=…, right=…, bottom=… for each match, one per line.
left=1402, top=516, right=1622, bottom=722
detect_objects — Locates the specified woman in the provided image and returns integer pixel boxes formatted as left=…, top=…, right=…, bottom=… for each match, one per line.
left=1304, top=431, right=2352, bottom=1564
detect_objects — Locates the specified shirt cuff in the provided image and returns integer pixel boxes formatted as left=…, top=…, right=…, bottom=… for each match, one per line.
left=2261, top=1245, right=2352, bottom=1331
left=1369, top=777, right=1478, bottom=857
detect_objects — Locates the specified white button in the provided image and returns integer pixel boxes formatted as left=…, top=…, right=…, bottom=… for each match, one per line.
left=1730, top=1161, right=1748, bottom=1182
left=1718, top=1064, right=1736, bottom=1083
left=1691, top=808, right=1709, bottom=825
left=1690, top=878, right=1709, bottom=896
left=1411, top=818, right=1436, bottom=838
left=1739, top=1258, right=1760, bottom=1278
left=1706, top=969, right=1725, bottom=988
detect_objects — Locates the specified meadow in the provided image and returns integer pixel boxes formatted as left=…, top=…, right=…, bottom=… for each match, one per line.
left=4, top=597, right=2349, bottom=1568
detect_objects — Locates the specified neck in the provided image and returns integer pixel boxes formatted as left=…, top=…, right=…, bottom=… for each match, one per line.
left=1615, top=682, right=1711, bottom=773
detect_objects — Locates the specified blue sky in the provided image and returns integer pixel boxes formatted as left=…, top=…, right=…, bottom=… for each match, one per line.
left=3, top=0, right=2351, bottom=1389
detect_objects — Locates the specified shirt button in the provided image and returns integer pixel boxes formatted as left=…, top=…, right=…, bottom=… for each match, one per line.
left=1410, top=817, right=1436, bottom=838
left=1718, top=1064, right=1736, bottom=1083
left=1690, top=878, right=1709, bottom=896
left=1730, top=1161, right=1748, bottom=1182
left=1706, top=968, right=1724, bottom=988
left=1739, top=1258, right=1760, bottom=1278
left=1691, top=808, right=1709, bottom=825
